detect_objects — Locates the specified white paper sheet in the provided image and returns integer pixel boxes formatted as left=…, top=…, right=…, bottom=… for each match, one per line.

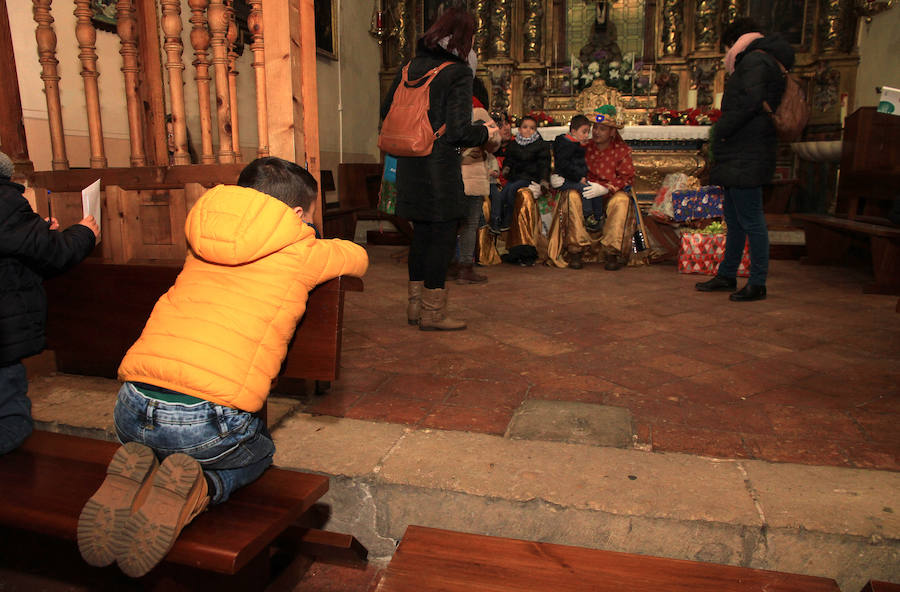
left=82, top=178, right=101, bottom=244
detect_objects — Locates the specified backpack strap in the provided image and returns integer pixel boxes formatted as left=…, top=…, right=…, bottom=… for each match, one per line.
left=753, top=50, right=787, bottom=114
left=399, top=61, right=455, bottom=140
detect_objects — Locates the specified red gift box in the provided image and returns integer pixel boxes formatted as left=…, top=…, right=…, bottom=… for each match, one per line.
left=677, top=232, right=750, bottom=277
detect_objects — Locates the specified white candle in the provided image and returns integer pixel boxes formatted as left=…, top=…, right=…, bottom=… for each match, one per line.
left=687, top=89, right=698, bottom=109
left=714, top=92, right=723, bottom=109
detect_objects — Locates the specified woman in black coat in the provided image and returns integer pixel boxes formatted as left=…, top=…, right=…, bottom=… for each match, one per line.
left=697, top=18, right=794, bottom=302
left=381, top=7, right=489, bottom=331
left=0, top=152, right=97, bottom=454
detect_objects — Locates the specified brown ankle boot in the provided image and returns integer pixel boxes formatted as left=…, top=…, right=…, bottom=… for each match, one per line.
left=456, top=263, right=487, bottom=284
left=568, top=252, right=584, bottom=270
left=419, top=287, right=467, bottom=331
left=445, top=261, right=461, bottom=280
left=407, top=281, right=424, bottom=325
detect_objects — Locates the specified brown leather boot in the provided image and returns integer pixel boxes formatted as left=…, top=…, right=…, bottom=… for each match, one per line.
left=445, top=261, right=461, bottom=281
left=419, top=288, right=467, bottom=331
left=407, top=281, right=424, bottom=325
left=568, top=251, right=584, bottom=269
left=456, top=263, right=487, bottom=284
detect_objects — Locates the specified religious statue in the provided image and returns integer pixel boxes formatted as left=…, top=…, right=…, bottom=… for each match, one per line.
left=578, top=1, right=622, bottom=64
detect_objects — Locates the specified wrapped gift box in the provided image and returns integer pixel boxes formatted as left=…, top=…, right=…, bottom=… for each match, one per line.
left=677, top=232, right=750, bottom=277
left=672, top=186, right=725, bottom=221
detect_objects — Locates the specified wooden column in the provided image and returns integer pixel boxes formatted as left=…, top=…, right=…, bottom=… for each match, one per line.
left=188, top=0, right=215, bottom=164
left=73, top=0, right=106, bottom=167
left=226, top=3, right=241, bottom=162
left=0, top=0, right=33, bottom=174
left=263, top=0, right=322, bottom=228
left=161, top=0, right=189, bottom=164
left=33, top=0, right=68, bottom=170
left=248, top=0, right=269, bottom=158
left=208, top=0, right=235, bottom=163
left=117, top=0, right=146, bottom=166
left=135, top=0, right=168, bottom=165
left=298, top=0, right=322, bottom=229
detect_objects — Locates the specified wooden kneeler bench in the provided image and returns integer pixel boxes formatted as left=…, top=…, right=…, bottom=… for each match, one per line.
left=0, top=431, right=365, bottom=591
left=373, top=525, right=841, bottom=592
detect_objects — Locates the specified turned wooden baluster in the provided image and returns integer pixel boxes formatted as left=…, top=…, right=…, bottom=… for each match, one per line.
left=226, top=1, right=241, bottom=161
left=33, top=0, right=68, bottom=170
left=188, top=0, right=215, bottom=163
left=161, top=0, right=189, bottom=164
left=74, top=0, right=107, bottom=167
left=208, top=0, right=235, bottom=163
left=116, top=0, right=145, bottom=166
left=248, top=0, right=268, bottom=157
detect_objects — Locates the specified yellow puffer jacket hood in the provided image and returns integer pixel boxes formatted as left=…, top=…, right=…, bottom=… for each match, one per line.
left=118, top=185, right=369, bottom=412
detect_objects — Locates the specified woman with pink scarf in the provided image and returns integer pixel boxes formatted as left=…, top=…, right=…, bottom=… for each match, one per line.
left=695, top=18, right=794, bottom=302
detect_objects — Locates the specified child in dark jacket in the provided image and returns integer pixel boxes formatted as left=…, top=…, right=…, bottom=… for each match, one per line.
left=553, top=115, right=601, bottom=231
left=0, top=150, right=98, bottom=456
left=490, top=115, right=551, bottom=233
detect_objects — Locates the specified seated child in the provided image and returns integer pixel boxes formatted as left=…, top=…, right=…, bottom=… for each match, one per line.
left=490, top=115, right=551, bottom=233
left=76, top=157, right=368, bottom=578
left=552, top=115, right=598, bottom=230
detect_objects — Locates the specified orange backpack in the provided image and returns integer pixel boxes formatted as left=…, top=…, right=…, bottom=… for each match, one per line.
left=378, top=62, right=453, bottom=157
left=758, top=52, right=809, bottom=142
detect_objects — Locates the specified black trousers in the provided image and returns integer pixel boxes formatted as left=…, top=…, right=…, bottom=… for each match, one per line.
left=408, top=219, right=459, bottom=289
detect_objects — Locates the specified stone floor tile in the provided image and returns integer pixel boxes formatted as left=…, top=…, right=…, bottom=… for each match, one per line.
left=378, top=374, right=458, bottom=402
left=293, top=561, right=382, bottom=592
left=761, top=405, right=866, bottom=441
left=526, top=387, right=608, bottom=404
left=680, top=403, right=775, bottom=436
left=343, top=393, right=436, bottom=425
left=650, top=425, right=752, bottom=459
left=304, top=390, right=365, bottom=416
left=419, top=404, right=512, bottom=435
left=740, top=435, right=853, bottom=468
left=597, top=365, right=682, bottom=392
left=743, top=386, right=858, bottom=409
left=444, top=379, right=528, bottom=410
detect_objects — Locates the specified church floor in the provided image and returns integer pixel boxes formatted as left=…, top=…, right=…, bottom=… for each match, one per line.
left=302, top=246, right=899, bottom=472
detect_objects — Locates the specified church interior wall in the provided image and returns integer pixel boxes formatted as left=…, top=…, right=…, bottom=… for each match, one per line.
left=854, top=7, right=900, bottom=108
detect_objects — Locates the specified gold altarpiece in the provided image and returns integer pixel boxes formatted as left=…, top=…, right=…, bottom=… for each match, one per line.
left=376, top=0, right=865, bottom=132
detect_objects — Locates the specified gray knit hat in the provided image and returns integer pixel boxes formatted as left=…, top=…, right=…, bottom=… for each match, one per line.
left=0, top=151, right=13, bottom=179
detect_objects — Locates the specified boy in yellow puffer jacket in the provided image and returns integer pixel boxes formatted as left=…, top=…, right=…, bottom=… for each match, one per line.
left=76, top=158, right=368, bottom=578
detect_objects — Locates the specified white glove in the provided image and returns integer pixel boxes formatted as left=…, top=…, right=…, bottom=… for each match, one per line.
left=527, top=182, right=542, bottom=197
left=550, top=174, right=565, bottom=189
left=582, top=182, right=609, bottom=199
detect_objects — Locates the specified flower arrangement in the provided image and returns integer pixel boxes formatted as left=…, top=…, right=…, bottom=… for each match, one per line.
left=650, top=108, right=722, bottom=126
left=513, top=111, right=559, bottom=127
left=569, top=52, right=651, bottom=96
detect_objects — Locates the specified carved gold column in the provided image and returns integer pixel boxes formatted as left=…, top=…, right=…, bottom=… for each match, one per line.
left=208, top=0, right=235, bottom=163
left=248, top=0, right=269, bottom=158
left=694, top=0, right=717, bottom=51
left=74, top=0, right=106, bottom=167
left=660, top=0, right=683, bottom=56
left=473, top=0, right=489, bottom=62
left=226, top=2, right=241, bottom=162
left=161, top=0, right=189, bottom=165
left=820, top=0, right=843, bottom=53
left=523, top=0, right=543, bottom=62
left=392, top=0, right=411, bottom=65
left=491, top=0, right=511, bottom=59
left=117, top=0, right=145, bottom=166
left=722, top=0, right=745, bottom=26
left=189, top=0, right=215, bottom=164
left=33, top=0, right=68, bottom=170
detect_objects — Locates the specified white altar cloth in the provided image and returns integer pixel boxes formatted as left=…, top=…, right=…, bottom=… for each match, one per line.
left=525, top=125, right=711, bottom=142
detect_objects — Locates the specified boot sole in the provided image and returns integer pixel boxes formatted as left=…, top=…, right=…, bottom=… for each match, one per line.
left=419, top=325, right=467, bottom=331
left=407, top=319, right=419, bottom=326
left=115, top=453, right=207, bottom=578
left=77, top=442, right=158, bottom=567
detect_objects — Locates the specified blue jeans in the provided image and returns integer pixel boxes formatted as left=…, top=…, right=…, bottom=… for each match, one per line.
left=493, top=180, right=531, bottom=228
left=0, top=362, right=32, bottom=455
left=719, top=186, right=769, bottom=285
left=561, top=182, right=600, bottom=218
left=114, top=382, right=275, bottom=505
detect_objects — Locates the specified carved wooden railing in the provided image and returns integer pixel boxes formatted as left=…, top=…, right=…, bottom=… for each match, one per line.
left=22, top=0, right=323, bottom=264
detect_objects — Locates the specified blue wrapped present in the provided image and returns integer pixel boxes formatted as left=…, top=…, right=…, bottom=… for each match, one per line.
left=672, top=186, right=724, bottom=221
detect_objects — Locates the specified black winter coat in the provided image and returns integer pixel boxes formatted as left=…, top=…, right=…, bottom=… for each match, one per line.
left=0, top=179, right=95, bottom=365
left=381, top=42, right=488, bottom=222
left=503, top=136, right=551, bottom=184
left=553, top=135, right=589, bottom=183
left=710, top=35, right=795, bottom=188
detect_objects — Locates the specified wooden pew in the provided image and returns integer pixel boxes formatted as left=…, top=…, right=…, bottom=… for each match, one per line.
left=43, top=261, right=363, bottom=394
left=861, top=582, right=900, bottom=592
left=0, top=431, right=363, bottom=591
left=373, top=525, right=841, bottom=592
left=338, top=162, right=414, bottom=245
left=792, top=213, right=900, bottom=294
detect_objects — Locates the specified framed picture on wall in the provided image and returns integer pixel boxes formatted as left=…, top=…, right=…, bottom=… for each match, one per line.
left=315, top=0, right=338, bottom=60
left=90, top=0, right=118, bottom=33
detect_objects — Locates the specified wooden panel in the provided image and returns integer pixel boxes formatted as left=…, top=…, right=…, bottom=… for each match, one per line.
left=44, top=262, right=363, bottom=382
left=861, top=581, right=900, bottom=592
left=0, top=431, right=329, bottom=575
left=0, top=0, right=32, bottom=173
left=376, top=526, right=841, bottom=592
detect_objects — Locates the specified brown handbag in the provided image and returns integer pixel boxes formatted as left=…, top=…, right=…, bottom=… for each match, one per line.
left=378, top=62, right=453, bottom=157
